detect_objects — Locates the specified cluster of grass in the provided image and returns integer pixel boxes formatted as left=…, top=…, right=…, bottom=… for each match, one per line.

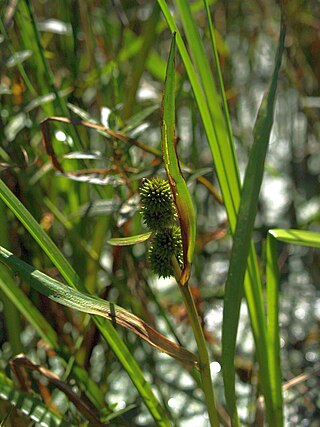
left=1, top=1, right=319, bottom=426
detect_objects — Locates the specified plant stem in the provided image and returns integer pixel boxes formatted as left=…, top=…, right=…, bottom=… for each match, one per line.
left=172, top=258, right=219, bottom=427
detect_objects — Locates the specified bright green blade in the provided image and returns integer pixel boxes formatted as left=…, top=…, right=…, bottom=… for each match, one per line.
left=161, top=0, right=241, bottom=221
left=266, top=228, right=320, bottom=425
left=266, top=232, right=283, bottom=424
left=222, top=21, right=286, bottom=426
left=161, top=32, right=196, bottom=285
left=269, top=229, right=320, bottom=247
left=0, top=179, right=172, bottom=427
left=107, top=232, right=152, bottom=246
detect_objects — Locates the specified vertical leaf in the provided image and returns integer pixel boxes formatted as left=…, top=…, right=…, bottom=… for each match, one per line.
left=221, top=20, right=286, bottom=426
left=266, top=232, right=283, bottom=425
left=266, top=228, right=320, bottom=425
left=161, top=32, right=196, bottom=285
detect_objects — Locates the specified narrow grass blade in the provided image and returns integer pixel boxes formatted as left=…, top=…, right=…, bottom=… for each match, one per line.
left=266, top=228, right=320, bottom=424
left=0, top=245, right=198, bottom=367
left=266, top=232, right=283, bottom=424
left=269, top=229, right=320, bottom=247
left=203, top=0, right=234, bottom=149
left=0, top=372, right=73, bottom=427
left=175, top=0, right=227, bottom=138
left=159, top=0, right=241, bottom=219
left=0, top=179, right=172, bottom=426
left=222, top=21, right=286, bottom=426
left=107, top=232, right=152, bottom=246
left=162, top=32, right=196, bottom=285
left=16, top=0, right=83, bottom=150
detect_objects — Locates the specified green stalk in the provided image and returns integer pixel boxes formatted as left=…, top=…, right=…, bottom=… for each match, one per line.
left=172, top=258, right=219, bottom=427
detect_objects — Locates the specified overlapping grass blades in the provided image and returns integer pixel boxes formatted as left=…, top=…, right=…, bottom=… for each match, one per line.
left=222, top=20, right=286, bottom=426
left=0, top=245, right=197, bottom=367
left=0, top=179, right=171, bottom=427
left=161, top=34, right=218, bottom=426
left=157, top=1, right=286, bottom=424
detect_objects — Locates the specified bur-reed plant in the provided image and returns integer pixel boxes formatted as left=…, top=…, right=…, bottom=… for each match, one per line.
left=0, top=1, right=319, bottom=426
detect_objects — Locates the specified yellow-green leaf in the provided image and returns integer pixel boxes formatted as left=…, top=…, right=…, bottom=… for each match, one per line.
left=107, top=232, right=152, bottom=246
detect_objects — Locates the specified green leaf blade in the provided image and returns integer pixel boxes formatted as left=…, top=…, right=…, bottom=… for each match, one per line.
left=0, top=245, right=198, bottom=367
left=269, top=229, right=320, bottom=248
left=161, top=32, right=196, bottom=285
left=107, top=232, right=152, bottom=246
left=221, top=21, right=286, bottom=426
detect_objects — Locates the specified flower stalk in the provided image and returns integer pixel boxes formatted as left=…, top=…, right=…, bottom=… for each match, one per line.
left=172, top=257, right=220, bottom=427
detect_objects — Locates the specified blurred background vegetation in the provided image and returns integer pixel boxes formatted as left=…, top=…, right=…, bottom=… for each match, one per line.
left=0, top=0, right=319, bottom=425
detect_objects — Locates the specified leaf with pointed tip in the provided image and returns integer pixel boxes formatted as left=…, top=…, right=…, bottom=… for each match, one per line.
left=161, top=33, right=196, bottom=285
left=269, top=228, right=320, bottom=247
left=107, top=232, right=152, bottom=246
left=221, top=21, right=286, bottom=426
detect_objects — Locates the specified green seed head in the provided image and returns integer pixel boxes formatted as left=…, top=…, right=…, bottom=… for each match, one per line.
left=140, top=177, right=177, bottom=231
left=148, top=226, right=183, bottom=278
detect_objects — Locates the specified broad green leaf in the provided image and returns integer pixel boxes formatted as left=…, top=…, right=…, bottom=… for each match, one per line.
left=0, top=245, right=198, bottom=367
left=0, top=372, right=72, bottom=427
left=269, top=228, right=320, bottom=248
left=222, top=21, right=286, bottom=426
left=161, top=32, right=196, bottom=285
left=158, top=0, right=241, bottom=222
left=107, top=232, right=152, bottom=246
